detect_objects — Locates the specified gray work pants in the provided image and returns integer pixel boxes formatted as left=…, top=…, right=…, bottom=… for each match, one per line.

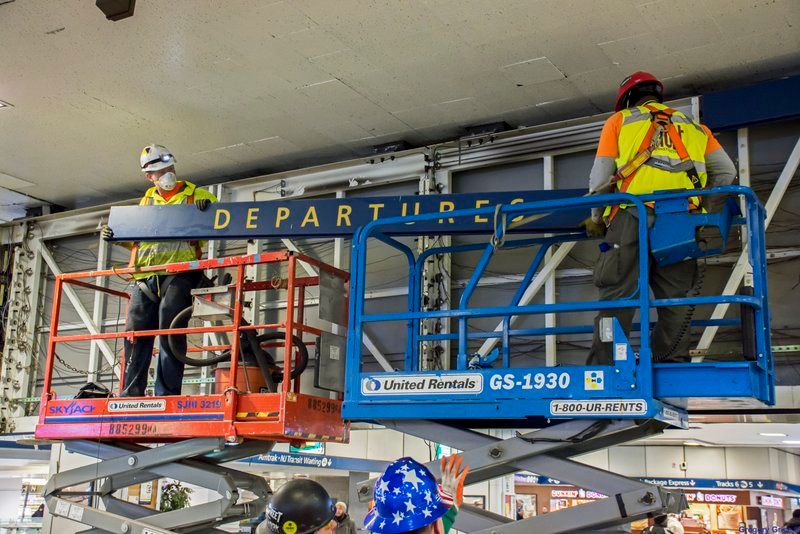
left=587, top=209, right=697, bottom=365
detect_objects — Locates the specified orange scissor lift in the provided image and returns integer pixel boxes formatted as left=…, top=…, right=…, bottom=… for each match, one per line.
left=35, top=252, right=349, bottom=534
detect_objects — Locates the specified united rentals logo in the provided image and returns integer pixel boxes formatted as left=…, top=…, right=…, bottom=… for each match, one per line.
left=107, top=400, right=166, bottom=412
left=48, top=401, right=95, bottom=415
left=361, top=374, right=483, bottom=395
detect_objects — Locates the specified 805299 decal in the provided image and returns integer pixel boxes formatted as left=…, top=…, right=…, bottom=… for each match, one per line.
left=107, top=423, right=158, bottom=436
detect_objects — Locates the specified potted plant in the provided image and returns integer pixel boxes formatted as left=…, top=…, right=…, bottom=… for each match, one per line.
left=159, top=481, right=193, bottom=512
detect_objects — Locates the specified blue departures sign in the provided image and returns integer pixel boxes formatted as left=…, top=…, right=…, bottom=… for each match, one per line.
left=107, top=189, right=588, bottom=241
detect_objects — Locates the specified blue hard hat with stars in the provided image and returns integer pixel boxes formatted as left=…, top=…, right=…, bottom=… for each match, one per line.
left=365, top=457, right=450, bottom=533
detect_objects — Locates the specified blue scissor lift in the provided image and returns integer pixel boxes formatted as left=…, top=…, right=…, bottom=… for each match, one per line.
left=344, top=186, right=774, bottom=533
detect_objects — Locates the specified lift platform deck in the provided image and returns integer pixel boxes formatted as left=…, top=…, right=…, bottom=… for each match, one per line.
left=343, top=186, right=774, bottom=428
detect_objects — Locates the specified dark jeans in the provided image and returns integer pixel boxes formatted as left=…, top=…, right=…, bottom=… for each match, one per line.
left=121, top=272, right=199, bottom=397
left=587, top=209, right=697, bottom=365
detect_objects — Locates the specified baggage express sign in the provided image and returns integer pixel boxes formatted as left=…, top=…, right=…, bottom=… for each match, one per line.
left=108, top=190, right=587, bottom=241
left=361, top=374, right=483, bottom=395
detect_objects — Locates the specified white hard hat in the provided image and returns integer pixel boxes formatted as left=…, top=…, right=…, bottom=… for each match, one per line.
left=140, top=144, right=176, bottom=172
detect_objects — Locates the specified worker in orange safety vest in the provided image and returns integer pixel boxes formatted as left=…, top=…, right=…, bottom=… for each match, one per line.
left=584, top=72, right=737, bottom=364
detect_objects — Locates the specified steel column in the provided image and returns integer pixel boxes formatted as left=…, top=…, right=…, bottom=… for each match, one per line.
left=87, top=232, right=110, bottom=383
left=0, top=238, right=44, bottom=427
left=543, top=155, right=557, bottom=366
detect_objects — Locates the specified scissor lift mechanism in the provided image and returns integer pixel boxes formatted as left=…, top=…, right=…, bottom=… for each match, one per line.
left=345, top=186, right=773, bottom=533
left=36, top=252, right=350, bottom=534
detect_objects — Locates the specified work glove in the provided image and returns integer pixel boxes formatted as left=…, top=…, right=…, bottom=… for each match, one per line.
left=195, top=198, right=211, bottom=211
left=439, top=454, right=470, bottom=508
left=101, top=225, right=114, bottom=241
left=580, top=216, right=606, bottom=238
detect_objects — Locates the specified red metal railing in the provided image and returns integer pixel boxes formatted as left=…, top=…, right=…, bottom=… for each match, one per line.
left=42, top=251, right=350, bottom=402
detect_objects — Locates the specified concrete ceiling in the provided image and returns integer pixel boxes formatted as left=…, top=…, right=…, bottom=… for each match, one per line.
left=0, top=0, right=798, bottom=209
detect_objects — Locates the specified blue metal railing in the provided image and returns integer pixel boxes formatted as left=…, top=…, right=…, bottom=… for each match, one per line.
left=345, top=186, right=772, bottom=411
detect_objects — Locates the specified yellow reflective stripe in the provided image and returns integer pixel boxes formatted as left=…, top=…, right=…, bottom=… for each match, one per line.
left=645, top=155, right=707, bottom=174
left=135, top=239, right=198, bottom=269
left=621, top=108, right=650, bottom=125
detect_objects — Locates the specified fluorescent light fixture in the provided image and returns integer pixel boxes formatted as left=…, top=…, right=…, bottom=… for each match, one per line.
left=683, top=440, right=703, bottom=446
left=782, top=440, right=800, bottom=445
left=759, top=432, right=787, bottom=437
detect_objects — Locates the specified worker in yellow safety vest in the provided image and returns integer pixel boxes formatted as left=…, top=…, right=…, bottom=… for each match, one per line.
left=584, top=72, right=737, bottom=364
left=102, top=144, right=217, bottom=396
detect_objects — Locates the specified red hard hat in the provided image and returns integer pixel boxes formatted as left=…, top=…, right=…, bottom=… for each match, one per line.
left=615, top=71, right=663, bottom=112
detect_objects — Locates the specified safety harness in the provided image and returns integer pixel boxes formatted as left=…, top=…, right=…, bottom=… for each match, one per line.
left=608, top=104, right=700, bottom=222
left=129, top=186, right=202, bottom=303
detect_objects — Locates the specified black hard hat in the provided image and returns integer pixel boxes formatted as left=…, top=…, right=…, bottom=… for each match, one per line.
left=265, top=479, right=335, bottom=534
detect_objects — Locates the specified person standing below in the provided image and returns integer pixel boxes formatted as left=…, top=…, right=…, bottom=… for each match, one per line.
left=643, top=513, right=684, bottom=534
left=255, top=478, right=336, bottom=534
left=584, top=71, right=737, bottom=365
left=102, top=144, right=217, bottom=397
left=785, top=509, right=800, bottom=533
left=365, top=455, right=469, bottom=534
left=333, top=502, right=357, bottom=534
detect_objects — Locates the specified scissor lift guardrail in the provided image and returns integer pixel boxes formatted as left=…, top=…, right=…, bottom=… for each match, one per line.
left=344, top=186, right=774, bottom=533
left=35, top=252, right=350, bottom=534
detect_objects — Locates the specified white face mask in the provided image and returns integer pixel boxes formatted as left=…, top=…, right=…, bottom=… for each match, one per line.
left=156, top=171, right=177, bottom=191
